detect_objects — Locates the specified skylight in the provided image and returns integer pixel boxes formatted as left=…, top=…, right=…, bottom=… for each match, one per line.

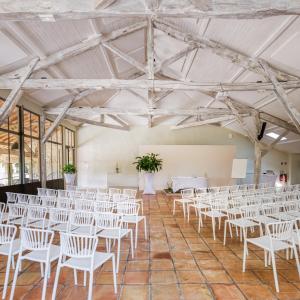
left=266, top=132, right=287, bottom=141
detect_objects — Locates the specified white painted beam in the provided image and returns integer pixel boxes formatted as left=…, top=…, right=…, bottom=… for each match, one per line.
left=0, top=57, right=39, bottom=124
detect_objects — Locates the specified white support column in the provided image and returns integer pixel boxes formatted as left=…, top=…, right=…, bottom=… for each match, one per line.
left=0, top=57, right=39, bottom=124
left=40, top=112, right=47, bottom=188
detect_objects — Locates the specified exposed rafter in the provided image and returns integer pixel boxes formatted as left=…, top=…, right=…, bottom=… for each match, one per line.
left=1, top=78, right=300, bottom=91
left=0, top=57, right=39, bottom=124
left=154, top=18, right=298, bottom=82
left=259, top=59, right=300, bottom=133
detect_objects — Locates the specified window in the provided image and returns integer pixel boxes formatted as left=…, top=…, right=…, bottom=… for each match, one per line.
left=0, top=100, right=21, bottom=186
left=266, top=132, right=287, bottom=141
left=46, top=120, right=63, bottom=180
left=23, top=110, right=40, bottom=183
left=65, top=128, right=75, bottom=165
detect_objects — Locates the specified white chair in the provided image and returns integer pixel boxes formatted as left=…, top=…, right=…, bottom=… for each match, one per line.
left=37, top=188, right=47, bottom=196
left=116, top=202, right=147, bottom=248
left=0, top=225, right=19, bottom=299
left=46, top=189, right=57, bottom=197
left=6, top=192, right=17, bottom=204
left=109, top=188, right=122, bottom=199
left=57, top=190, right=69, bottom=198
left=10, top=227, right=60, bottom=300
left=123, top=189, right=137, bottom=198
left=48, top=208, right=70, bottom=232
left=112, top=193, right=130, bottom=203
left=187, top=194, right=210, bottom=223
left=68, top=211, right=95, bottom=235
left=224, top=205, right=263, bottom=245
left=26, top=206, right=48, bottom=229
left=0, top=203, right=8, bottom=223
left=173, top=188, right=194, bottom=219
left=96, top=193, right=110, bottom=202
left=94, top=212, right=134, bottom=272
left=198, top=197, right=228, bottom=240
left=52, top=233, right=117, bottom=300
left=243, top=220, right=300, bottom=292
left=7, top=204, right=27, bottom=226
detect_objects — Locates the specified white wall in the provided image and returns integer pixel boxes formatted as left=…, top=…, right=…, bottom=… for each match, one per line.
left=77, top=125, right=292, bottom=188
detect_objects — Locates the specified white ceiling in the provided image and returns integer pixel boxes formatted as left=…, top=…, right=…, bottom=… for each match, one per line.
left=0, top=2, right=300, bottom=153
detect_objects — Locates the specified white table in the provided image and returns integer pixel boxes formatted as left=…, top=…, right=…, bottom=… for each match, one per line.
left=171, top=176, right=208, bottom=192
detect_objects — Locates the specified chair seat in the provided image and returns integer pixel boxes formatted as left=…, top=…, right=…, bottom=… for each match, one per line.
left=247, top=235, right=291, bottom=251
left=273, top=213, right=296, bottom=221
left=192, top=203, right=210, bottom=209
left=123, top=215, right=145, bottom=223
left=202, top=210, right=227, bottom=218
left=71, top=226, right=94, bottom=235
left=175, top=198, right=193, bottom=204
left=2, top=212, right=9, bottom=222
left=229, top=218, right=259, bottom=228
left=63, top=252, right=114, bottom=271
left=23, top=245, right=60, bottom=263
left=97, top=228, right=130, bottom=239
left=8, top=218, right=24, bottom=225
left=28, top=219, right=50, bottom=229
left=288, top=211, right=300, bottom=219
left=0, top=239, right=20, bottom=256
left=226, top=208, right=241, bottom=215
left=50, top=223, right=68, bottom=232
left=254, top=215, right=277, bottom=225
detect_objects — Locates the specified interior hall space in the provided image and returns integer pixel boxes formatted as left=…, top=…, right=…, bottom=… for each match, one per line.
left=0, top=1, right=300, bottom=299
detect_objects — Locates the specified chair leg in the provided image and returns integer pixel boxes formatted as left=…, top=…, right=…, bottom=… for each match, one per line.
left=143, top=218, right=147, bottom=240
left=52, top=263, right=61, bottom=300
left=270, top=250, right=279, bottom=292
left=112, top=255, right=117, bottom=294
left=187, top=205, right=190, bottom=223
left=242, top=240, right=248, bottom=272
left=73, top=269, right=78, bottom=285
left=135, top=222, right=139, bottom=249
left=87, top=271, right=94, bottom=300
left=173, top=200, right=176, bottom=215
left=130, top=230, right=134, bottom=258
left=223, top=220, right=228, bottom=245
left=84, top=270, right=87, bottom=286
left=11, top=256, right=15, bottom=270
left=212, top=217, right=216, bottom=240
left=116, top=238, right=121, bottom=273
left=9, top=257, right=21, bottom=300
left=2, top=254, right=12, bottom=299
left=41, top=262, right=49, bottom=300
left=292, top=243, right=300, bottom=278
left=40, top=262, right=44, bottom=278
left=183, top=203, right=186, bottom=219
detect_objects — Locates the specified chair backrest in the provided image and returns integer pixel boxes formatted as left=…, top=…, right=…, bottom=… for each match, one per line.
left=75, top=199, right=95, bottom=212
left=94, top=212, right=122, bottom=231
left=6, top=192, right=17, bottom=204
left=60, top=232, right=97, bottom=258
left=42, top=196, right=57, bottom=208
left=181, top=188, right=194, bottom=199
left=96, top=193, right=110, bottom=202
left=68, top=211, right=95, bottom=232
left=112, top=193, right=130, bottom=203
left=94, top=201, right=115, bottom=213
left=263, top=204, right=280, bottom=216
left=266, top=221, right=294, bottom=241
left=109, top=188, right=122, bottom=197
left=57, top=190, right=69, bottom=198
left=116, top=202, right=139, bottom=215
left=195, top=188, right=207, bottom=197
left=46, top=189, right=57, bottom=197
left=49, top=208, right=70, bottom=226
left=123, top=189, right=137, bottom=199
left=84, top=192, right=96, bottom=200
left=210, top=198, right=228, bottom=211
left=57, top=197, right=73, bottom=210
left=20, top=227, right=54, bottom=251
left=0, top=224, right=16, bottom=245
left=37, top=188, right=47, bottom=196
left=8, top=204, right=27, bottom=221
left=240, top=205, right=260, bottom=219
left=16, top=194, right=28, bottom=204
left=26, top=206, right=47, bottom=227
left=28, top=195, right=42, bottom=206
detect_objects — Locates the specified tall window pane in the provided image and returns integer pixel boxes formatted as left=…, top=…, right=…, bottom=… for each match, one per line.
left=9, top=134, right=20, bottom=185
left=0, top=131, right=9, bottom=186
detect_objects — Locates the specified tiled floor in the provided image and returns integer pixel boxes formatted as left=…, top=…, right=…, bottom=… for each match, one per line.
left=2, top=193, right=300, bottom=299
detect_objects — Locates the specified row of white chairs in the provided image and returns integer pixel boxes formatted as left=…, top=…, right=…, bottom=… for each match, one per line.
left=0, top=225, right=117, bottom=300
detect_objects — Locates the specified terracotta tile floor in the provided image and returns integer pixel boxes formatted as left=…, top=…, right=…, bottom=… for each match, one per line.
left=2, top=193, right=300, bottom=299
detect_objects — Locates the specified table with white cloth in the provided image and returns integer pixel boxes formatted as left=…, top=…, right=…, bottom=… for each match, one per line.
left=171, top=176, right=208, bottom=192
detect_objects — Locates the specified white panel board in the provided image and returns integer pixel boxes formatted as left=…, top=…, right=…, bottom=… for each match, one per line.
left=231, top=159, right=248, bottom=178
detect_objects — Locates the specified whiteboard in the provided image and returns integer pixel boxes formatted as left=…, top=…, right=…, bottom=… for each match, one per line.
left=231, top=159, right=248, bottom=178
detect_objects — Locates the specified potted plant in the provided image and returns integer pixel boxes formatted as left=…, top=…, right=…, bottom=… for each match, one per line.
left=63, top=164, right=76, bottom=186
left=133, top=153, right=162, bottom=194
